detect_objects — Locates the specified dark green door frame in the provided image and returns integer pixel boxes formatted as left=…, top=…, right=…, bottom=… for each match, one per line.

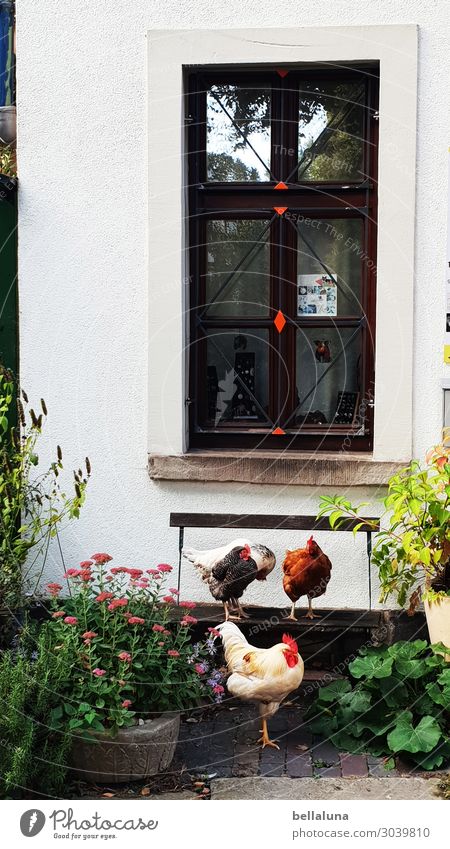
left=0, top=193, right=17, bottom=374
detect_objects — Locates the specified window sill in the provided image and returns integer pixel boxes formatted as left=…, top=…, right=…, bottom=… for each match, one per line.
left=148, top=451, right=405, bottom=486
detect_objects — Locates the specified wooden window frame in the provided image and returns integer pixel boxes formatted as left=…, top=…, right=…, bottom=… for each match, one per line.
left=187, top=65, right=379, bottom=452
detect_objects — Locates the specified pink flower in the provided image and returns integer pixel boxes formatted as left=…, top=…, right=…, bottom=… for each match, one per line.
left=95, top=591, right=114, bottom=603
left=91, top=553, right=113, bottom=565
left=64, top=616, right=78, bottom=625
left=79, top=569, right=93, bottom=582
left=157, top=564, right=173, bottom=573
left=92, top=668, right=107, bottom=677
left=47, top=582, right=62, bottom=597
left=118, top=651, right=132, bottom=663
left=181, top=615, right=198, bottom=626
left=110, top=566, right=128, bottom=575
left=146, top=569, right=160, bottom=576
left=208, top=627, right=221, bottom=637
left=194, top=663, right=206, bottom=674
left=158, top=641, right=165, bottom=647
left=107, top=598, right=128, bottom=611
left=82, top=631, right=98, bottom=640
left=52, top=610, right=66, bottom=618
left=152, top=624, right=165, bottom=632
left=169, top=588, right=180, bottom=595
left=121, top=699, right=132, bottom=709
left=80, top=560, right=93, bottom=568
left=179, top=601, right=196, bottom=609
left=64, top=568, right=82, bottom=578
left=163, top=629, right=171, bottom=636
left=127, top=568, right=143, bottom=579
left=163, top=595, right=176, bottom=604
left=167, top=650, right=180, bottom=657
left=127, top=616, right=145, bottom=625
left=213, top=684, right=224, bottom=695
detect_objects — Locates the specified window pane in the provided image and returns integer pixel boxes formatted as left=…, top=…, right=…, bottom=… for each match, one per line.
left=205, top=219, right=270, bottom=317
left=207, top=84, right=271, bottom=182
left=298, top=80, right=365, bottom=182
left=203, top=328, right=270, bottom=426
left=294, top=327, right=362, bottom=428
left=297, top=219, right=363, bottom=316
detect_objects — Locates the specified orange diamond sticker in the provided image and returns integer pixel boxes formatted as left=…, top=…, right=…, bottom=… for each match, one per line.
left=273, top=206, right=288, bottom=215
left=274, top=182, right=288, bottom=190
left=274, top=310, right=286, bottom=333
left=272, top=427, right=286, bottom=435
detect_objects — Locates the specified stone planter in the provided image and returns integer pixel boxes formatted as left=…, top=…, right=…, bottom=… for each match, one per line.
left=424, top=596, right=450, bottom=661
left=71, top=712, right=180, bottom=784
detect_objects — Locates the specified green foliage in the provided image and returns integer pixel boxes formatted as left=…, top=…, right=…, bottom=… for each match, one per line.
left=0, top=624, right=72, bottom=798
left=0, top=146, right=16, bottom=178
left=318, top=436, right=450, bottom=609
left=307, top=641, right=450, bottom=771
left=0, top=365, right=90, bottom=608
left=46, top=555, right=224, bottom=735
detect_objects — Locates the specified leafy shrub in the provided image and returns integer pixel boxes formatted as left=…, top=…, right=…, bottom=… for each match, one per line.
left=318, top=435, right=450, bottom=610
left=46, top=554, right=224, bottom=735
left=0, top=364, right=89, bottom=609
left=0, top=625, right=72, bottom=798
left=307, top=640, right=450, bottom=771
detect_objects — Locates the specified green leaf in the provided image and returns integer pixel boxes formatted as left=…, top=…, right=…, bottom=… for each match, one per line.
left=330, top=731, right=366, bottom=753
left=378, top=677, right=410, bottom=708
left=384, top=757, right=396, bottom=771
left=437, top=669, right=450, bottom=687
left=387, top=712, right=442, bottom=754
left=349, top=653, right=394, bottom=680
left=387, top=640, right=428, bottom=659
left=394, top=657, right=430, bottom=679
left=68, top=718, right=84, bottom=730
left=425, top=682, right=450, bottom=708
left=316, top=679, right=352, bottom=703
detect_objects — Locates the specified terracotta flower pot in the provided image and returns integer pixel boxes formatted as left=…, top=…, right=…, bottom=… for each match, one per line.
left=70, top=712, right=180, bottom=784
left=424, top=596, right=450, bottom=660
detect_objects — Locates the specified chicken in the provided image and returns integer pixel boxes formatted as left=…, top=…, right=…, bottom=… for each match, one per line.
left=216, top=622, right=304, bottom=748
left=183, top=539, right=275, bottom=620
left=282, top=535, right=332, bottom=621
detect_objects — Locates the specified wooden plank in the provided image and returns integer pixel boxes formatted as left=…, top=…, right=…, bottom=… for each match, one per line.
left=170, top=512, right=380, bottom=532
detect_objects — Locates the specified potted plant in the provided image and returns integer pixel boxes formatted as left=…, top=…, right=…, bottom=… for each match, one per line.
left=318, top=434, right=450, bottom=650
left=0, top=364, right=89, bottom=643
left=46, top=555, right=224, bottom=783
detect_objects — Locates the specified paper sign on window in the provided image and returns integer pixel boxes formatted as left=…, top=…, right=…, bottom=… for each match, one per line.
left=297, top=273, right=337, bottom=317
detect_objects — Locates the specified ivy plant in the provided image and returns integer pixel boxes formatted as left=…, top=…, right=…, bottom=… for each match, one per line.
left=306, top=640, right=450, bottom=771
left=317, top=435, right=450, bottom=610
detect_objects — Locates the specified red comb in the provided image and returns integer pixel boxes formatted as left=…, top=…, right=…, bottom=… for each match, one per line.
left=307, top=535, right=314, bottom=545
left=282, top=633, right=298, bottom=653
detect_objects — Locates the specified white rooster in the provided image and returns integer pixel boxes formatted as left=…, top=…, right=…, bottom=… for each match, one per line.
left=215, top=621, right=304, bottom=748
left=182, top=539, right=275, bottom=620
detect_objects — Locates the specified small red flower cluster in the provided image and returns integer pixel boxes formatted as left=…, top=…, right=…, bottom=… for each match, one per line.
left=107, top=598, right=128, bottom=611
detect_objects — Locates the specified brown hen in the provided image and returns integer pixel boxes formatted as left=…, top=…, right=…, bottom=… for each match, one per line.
left=282, top=536, right=332, bottom=620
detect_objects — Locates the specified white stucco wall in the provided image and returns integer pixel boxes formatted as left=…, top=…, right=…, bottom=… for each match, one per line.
left=15, top=1, right=450, bottom=608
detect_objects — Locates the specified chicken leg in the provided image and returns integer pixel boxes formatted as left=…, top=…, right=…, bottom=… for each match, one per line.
left=234, top=599, right=250, bottom=619
left=256, top=718, right=279, bottom=750
left=284, top=602, right=297, bottom=621
left=305, top=597, right=320, bottom=620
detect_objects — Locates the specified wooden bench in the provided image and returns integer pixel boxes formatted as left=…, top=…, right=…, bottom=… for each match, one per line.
left=170, top=512, right=380, bottom=609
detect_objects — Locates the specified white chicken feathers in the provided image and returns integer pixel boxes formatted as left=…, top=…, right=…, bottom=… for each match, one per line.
left=182, top=538, right=275, bottom=582
left=216, top=621, right=304, bottom=716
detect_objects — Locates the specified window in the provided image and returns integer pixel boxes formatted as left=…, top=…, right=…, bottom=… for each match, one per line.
left=187, top=66, right=379, bottom=451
